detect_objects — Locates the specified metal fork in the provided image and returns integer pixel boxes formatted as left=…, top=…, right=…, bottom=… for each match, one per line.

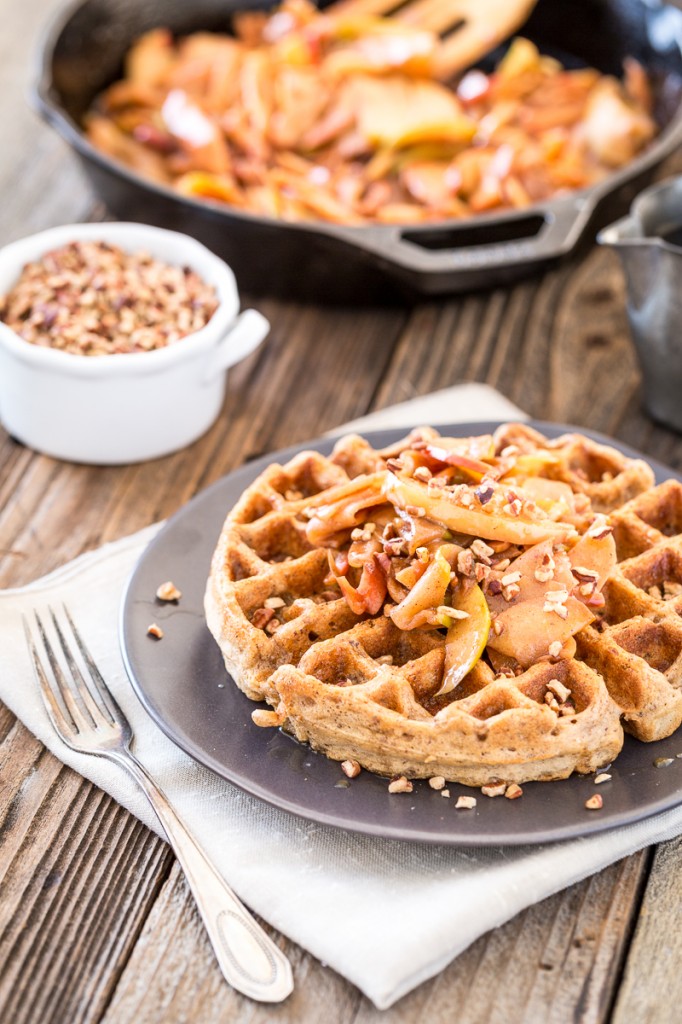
left=24, top=605, right=294, bottom=1004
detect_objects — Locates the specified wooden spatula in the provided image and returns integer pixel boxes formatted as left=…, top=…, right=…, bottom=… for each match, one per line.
left=324, top=0, right=539, bottom=80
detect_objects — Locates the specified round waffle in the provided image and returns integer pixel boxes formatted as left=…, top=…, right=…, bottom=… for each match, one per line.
left=205, top=424, right=682, bottom=787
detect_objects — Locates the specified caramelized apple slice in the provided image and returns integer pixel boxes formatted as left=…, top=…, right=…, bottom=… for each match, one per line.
left=390, top=548, right=452, bottom=630
left=568, top=531, right=616, bottom=591
left=437, top=582, right=490, bottom=695
left=514, top=477, right=576, bottom=519
left=487, top=598, right=594, bottom=668
left=485, top=540, right=595, bottom=667
left=305, top=472, right=386, bottom=543
left=485, top=541, right=576, bottom=616
left=349, top=75, right=477, bottom=148
left=383, top=473, right=575, bottom=545
left=422, top=446, right=492, bottom=480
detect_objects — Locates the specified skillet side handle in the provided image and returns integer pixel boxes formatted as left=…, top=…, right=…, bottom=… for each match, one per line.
left=203, top=309, right=270, bottom=384
left=343, top=194, right=595, bottom=279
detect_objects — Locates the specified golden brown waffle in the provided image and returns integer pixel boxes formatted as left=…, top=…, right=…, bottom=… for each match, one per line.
left=205, top=424, right=682, bottom=788
left=549, top=435, right=654, bottom=512
left=574, top=499, right=682, bottom=742
left=576, top=617, right=682, bottom=742
left=270, top=621, right=623, bottom=785
left=205, top=451, right=363, bottom=702
left=611, top=480, right=682, bottom=559
left=493, top=423, right=655, bottom=512
left=601, top=536, right=682, bottom=624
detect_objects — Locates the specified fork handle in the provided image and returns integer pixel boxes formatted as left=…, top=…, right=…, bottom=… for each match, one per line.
left=111, top=750, right=294, bottom=1003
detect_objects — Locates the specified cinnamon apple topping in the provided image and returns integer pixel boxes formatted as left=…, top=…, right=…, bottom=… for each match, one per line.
left=206, top=422, right=682, bottom=786
left=85, top=5, right=657, bottom=226
left=298, top=425, right=618, bottom=680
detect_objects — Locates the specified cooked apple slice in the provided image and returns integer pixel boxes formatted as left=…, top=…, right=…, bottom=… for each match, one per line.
left=484, top=540, right=596, bottom=666
left=348, top=75, right=477, bottom=148
left=487, top=598, right=594, bottom=668
left=503, top=450, right=563, bottom=476
left=497, top=37, right=542, bottom=79
left=421, top=445, right=492, bottom=480
left=568, top=531, right=616, bottom=591
left=390, top=548, right=452, bottom=630
left=332, top=551, right=387, bottom=615
left=383, top=472, right=575, bottom=545
left=514, top=477, right=576, bottom=520
left=437, top=583, right=490, bottom=695
left=485, top=541, right=576, bottom=615
left=423, top=433, right=494, bottom=463
left=305, top=471, right=386, bottom=544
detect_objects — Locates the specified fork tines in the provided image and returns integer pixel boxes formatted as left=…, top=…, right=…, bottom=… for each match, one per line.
left=24, top=606, right=124, bottom=741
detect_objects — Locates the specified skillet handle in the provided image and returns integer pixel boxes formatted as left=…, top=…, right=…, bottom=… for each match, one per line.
left=337, top=194, right=596, bottom=281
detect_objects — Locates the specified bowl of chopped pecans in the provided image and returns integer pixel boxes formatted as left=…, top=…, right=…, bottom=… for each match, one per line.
left=0, top=222, right=269, bottom=463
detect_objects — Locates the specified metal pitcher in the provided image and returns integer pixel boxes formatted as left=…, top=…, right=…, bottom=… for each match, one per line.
left=598, top=177, right=682, bottom=433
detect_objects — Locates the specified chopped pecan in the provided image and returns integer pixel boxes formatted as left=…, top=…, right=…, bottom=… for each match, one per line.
left=251, top=607, right=276, bottom=629
left=475, top=562, right=492, bottom=584
left=0, top=240, right=218, bottom=355
left=252, top=708, right=284, bottom=728
left=457, top=549, right=475, bottom=576
left=481, top=782, right=506, bottom=797
left=471, top=539, right=495, bottom=563
left=475, top=484, right=495, bottom=505
left=388, top=776, right=413, bottom=794
left=547, top=678, right=571, bottom=703
left=341, top=759, right=361, bottom=778
left=156, top=581, right=181, bottom=602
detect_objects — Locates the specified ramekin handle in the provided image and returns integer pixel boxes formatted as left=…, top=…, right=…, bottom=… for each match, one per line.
left=204, top=309, right=269, bottom=382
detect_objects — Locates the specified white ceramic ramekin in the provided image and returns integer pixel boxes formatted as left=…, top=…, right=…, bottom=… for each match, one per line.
left=0, top=222, right=269, bottom=464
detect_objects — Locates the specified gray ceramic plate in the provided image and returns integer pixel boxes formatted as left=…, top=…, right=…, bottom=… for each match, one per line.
left=120, top=422, right=682, bottom=846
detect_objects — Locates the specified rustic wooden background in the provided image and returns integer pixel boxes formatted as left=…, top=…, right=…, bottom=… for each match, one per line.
left=1, top=1, right=682, bottom=1021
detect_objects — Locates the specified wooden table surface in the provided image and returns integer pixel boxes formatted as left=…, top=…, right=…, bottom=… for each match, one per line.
left=2, top=2, right=682, bottom=1021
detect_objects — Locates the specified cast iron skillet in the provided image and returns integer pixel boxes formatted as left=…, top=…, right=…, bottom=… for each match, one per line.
left=34, top=0, right=682, bottom=302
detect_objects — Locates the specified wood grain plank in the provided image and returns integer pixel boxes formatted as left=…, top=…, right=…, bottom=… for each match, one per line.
left=547, top=249, right=641, bottom=434
left=351, top=852, right=647, bottom=1024
left=102, top=862, right=362, bottom=1024
left=611, top=835, right=682, bottom=1024
left=0, top=0, right=95, bottom=242
left=0, top=722, right=173, bottom=1024
left=98, top=845, right=648, bottom=1024
left=369, top=289, right=509, bottom=411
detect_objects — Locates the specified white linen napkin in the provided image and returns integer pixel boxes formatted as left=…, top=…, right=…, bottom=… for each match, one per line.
left=3, top=382, right=682, bottom=1010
